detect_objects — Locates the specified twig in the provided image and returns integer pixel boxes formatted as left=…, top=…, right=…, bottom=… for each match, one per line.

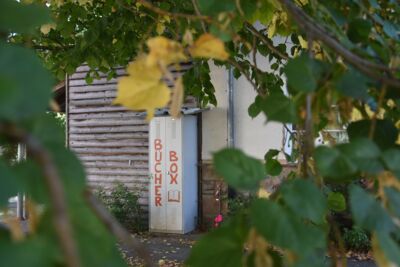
left=0, top=123, right=80, bottom=267
left=84, top=191, right=154, bottom=267
left=191, top=0, right=207, bottom=32
left=302, top=93, right=314, bottom=177
left=280, top=0, right=400, bottom=88
left=138, top=0, right=211, bottom=22
left=369, top=85, right=387, bottom=139
left=228, top=58, right=259, bottom=94
left=32, top=45, right=73, bottom=51
left=244, top=22, right=289, bottom=60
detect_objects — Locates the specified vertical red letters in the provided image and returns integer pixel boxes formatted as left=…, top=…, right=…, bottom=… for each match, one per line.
left=154, top=139, right=163, bottom=207
left=169, top=151, right=179, bottom=185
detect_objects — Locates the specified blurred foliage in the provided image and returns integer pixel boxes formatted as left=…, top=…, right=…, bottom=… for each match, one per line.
left=1, top=0, right=400, bottom=266
left=95, top=183, right=145, bottom=233
left=343, top=227, right=371, bottom=253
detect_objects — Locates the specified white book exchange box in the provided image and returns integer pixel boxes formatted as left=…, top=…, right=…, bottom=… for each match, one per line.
left=149, top=116, right=198, bottom=233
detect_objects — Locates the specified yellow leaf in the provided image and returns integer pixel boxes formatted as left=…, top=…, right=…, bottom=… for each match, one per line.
left=189, top=33, right=229, bottom=61
left=77, top=0, right=91, bottom=5
left=170, top=77, right=184, bottom=118
left=298, top=35, right=308, bottom=49
left=156, top=23, right=165, bottom=35
left=246, top=228, right=273, bottom=267
left=257, top=188, right=271, bottom=199
left=40, top=23, right=56, bottom=35
left=114, top=57, right=170, bottom=120
left=372, top=233, right=397, bottom=267
left=26, top=199, right=40, bottom=233
left=183, top=29, right=194, bottom=46
left=268, top=14, right=278, bottom=38
left=146, top=36, right=187, bottom=67
left=378, top=172, right=400, bottom=201
left=163, top=15, right=171, bottom=23
left=3, top=216, right=24, bottom=241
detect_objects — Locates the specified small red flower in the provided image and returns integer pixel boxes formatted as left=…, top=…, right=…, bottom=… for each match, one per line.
left=213, top=214, right=223, bottom=228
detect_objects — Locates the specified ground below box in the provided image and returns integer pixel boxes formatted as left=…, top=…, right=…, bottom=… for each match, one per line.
left=123, top=233, right=378, bottom=267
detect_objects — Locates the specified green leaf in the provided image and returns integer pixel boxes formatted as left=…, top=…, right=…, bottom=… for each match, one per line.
left=0, top=160, right=19, bottom=207
left=186, top=215, right=248, bottom=267
left=0, top=43, right=53, bottom=120
left=248, top=102, right=261, bottom=118
left=197, top=0, right=235, bottom=16
left=335, top=69, right=369, bottom=100
left=69, top=203, right=127, bottom=267
left=265, top=158, right=282, bottom=176
left=0, top=0, right=51, bottom=33
left=0, top=235, right=59, bottom=267
left=347, top=18, right=372, bottom=43
left=264, top=149, right=282, bottom=176
left=347, top=120, right=398, bottom=149
left=284, top=54, right=323, bottom=93
left=213, top=148, right=265, bottom=191
left=337, top=138, right=383, bottom=174
left=264, top=149, right=280, bottom=159
left=349, top=186, right=395, bottom=233
left=383, top=21, right=399, bottom=41
left=12, top=160, right=49, bottom=205
left=381, top=148, right=400, bottom=173
left=29, top=114, right=66, bottom=147
left=385, top=187, right=400, bottom=218
left=375, top=231, right=400, bottom=265
left=250, top=0, right=275, bottom=24
left=261, top=94, right=297, bottom=123
left=251, top=199, right=326, bottom=254
left=280, top=179, right=327, bottom=224
left=327, top=192, right=346, bottom=212
left=314, top=146, right=357, bottom=179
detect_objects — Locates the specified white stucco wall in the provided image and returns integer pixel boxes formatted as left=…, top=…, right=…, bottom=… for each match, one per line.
left=201, top=63, right=228, bottom=160
left=233, top=75, right=283, bottom=159
left=202, top=59, right=285, bottom=160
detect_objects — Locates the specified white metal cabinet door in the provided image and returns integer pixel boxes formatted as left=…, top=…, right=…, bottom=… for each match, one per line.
left=165, top=117, right=183, bottom=232
left=149, top=117, right=167, bottom=231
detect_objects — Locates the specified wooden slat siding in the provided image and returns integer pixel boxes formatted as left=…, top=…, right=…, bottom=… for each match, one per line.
left=69, top=126, right=148, bottom=134
left=70, top=119, right=146, bottom=127
left=67, top=63, right=195, bottom=219
left=70, top=140, right=148, bottom=147
left=79, top=155, right=148, bottom=161
left=70, top=84, right=118, bottom=93
left=67, top=66, right=150, bottom=215
left=69, top=106, right=129, bottom=114
left=70, top=91, right=117, bottom=100
left=69, top=133, right=147, bottom=140
left=84, top=162, right=148, bottom=169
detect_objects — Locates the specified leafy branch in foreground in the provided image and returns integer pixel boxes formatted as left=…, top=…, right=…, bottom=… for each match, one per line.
left=3, top=0, right=400, bottom=266
left=0, top=1, right=152, bottom=267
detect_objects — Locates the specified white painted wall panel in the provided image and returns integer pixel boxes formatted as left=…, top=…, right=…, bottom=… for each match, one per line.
left=201, top=63, right=228, bottom=160
left=149, top=116, right=197, bottom=233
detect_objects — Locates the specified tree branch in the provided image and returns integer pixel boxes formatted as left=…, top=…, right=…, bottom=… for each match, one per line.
left=244, top=22, right=289, bottom=60
left=191, top=0, right=207, bottom=32
left=0, top=123, right=80, bottom=267
left=228, top=58, right=260, bottom=94
left=32, top=45, right=74, bottom=51
left=280, top=0, right=400, bottom=88
left=84, top=191, right=154, bottom=267
left=137, top=0, right=211, bottom=22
